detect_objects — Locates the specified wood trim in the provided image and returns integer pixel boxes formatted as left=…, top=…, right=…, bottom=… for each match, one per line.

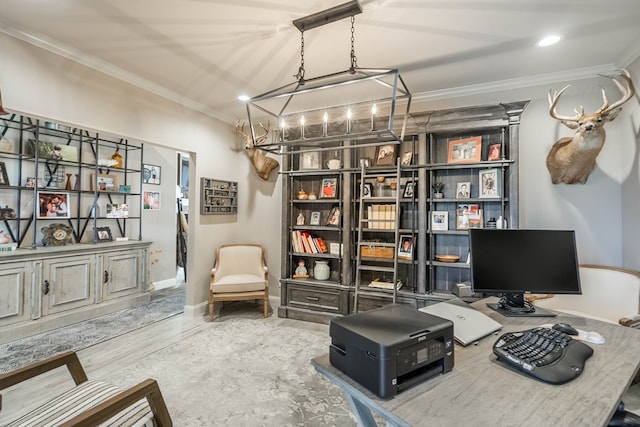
left=0, top=351, right=88, bottom=392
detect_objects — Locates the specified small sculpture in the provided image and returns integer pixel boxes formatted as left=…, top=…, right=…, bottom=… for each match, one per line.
left=293, top=259, right=309, bottom=278
left=296, top=212, right=305, bottom=225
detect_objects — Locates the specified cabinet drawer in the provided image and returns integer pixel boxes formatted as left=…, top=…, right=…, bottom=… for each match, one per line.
left=352, top=293, right=416, bottom=313
left=288, top=284, right=342, bottom=313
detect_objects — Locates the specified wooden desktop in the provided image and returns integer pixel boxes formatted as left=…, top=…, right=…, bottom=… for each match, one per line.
left=311, top=297, right=640, bottom=427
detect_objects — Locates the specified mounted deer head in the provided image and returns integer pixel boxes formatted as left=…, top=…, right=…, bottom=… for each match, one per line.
left=546, top=69, right=635, bottom=184
left=235, top=121, right=279, bottom=181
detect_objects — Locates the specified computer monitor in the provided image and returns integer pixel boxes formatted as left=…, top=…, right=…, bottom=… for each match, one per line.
left=468, top=229, right=582, bottom=317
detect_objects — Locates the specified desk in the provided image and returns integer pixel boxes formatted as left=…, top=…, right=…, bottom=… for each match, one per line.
left=311, top=298, right=640, bottom=427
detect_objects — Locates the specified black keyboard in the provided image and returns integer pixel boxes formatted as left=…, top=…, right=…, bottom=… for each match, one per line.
left=493, top=327, right=594, bottom=384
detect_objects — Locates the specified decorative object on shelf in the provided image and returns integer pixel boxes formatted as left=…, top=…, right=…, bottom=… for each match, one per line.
left=0, top=205, right=16, bottom=219
left=487, top=143, right=501, bottom=161
left=327, top=151, right=341, bottom=169
left=403, top=181, right=416, bottom=198
left=431, top=180, right=444, bottom=198
left=64, top=173, right=72, bottom=190
left=547, top=69, right=635, bottom=184
left=362, top=182, right=372, bottom=198
left=329, top=242, right=342, bottom=255
left=118, top=184, right=131, bottom=193
left=0, top=136, right=12, bottom=152
left=313, top=260, right=331, bottom=281
left=106, top=203, right=129, bottom=218
left=24, top=177, right=43, bottom=188
left=73, top=174, right=80, bottom=190
left=447, top=136, right=482, bottom=163
left=398, top=235, right=414, bottom=260
left=326, top=205, right=341, bottom=226
left=456, top=182, right=471, bottom=198
left=307, top=191, right=317, bottom=200
left=296, top=212, right=305, bottom=225
left=0, top=162, right=9, bottom=185
left=293, top=259, right=309, bottom=278
left=235, top=122, right=280, bottom=180
left=310, top=211, right=321, bottom=225
left=435, top=254, right=460, bottom=263
left=0, top=229, right=11, bottom=244
left=143, top=164, right=161, bottom=184
left=479, top=168, right=501, bottom=198
left=96, top=226, right=113, bottom=242
left=400, top=151, right=413, bottom=166
left=456, top=204, right=482, bottom=230
left=296, top=189, right=308, bottom=200
left=374, top=144, right=397, bottom=167
left=25, top=140, right=79, bottom=162
left=431, top=211, right=448, bottom=231
left=111, top=147, right=123, bottom=168
left=88, top=203, right=100, bottom=218
left=242, top=1, right=410, bottom=155
left=37, top=192, right=70, bottom=219
left=320, top=177, right=337, bottom=198
left=486, top=217, right=497, bottom=229
left=91, top=173, right=117, bottom=192
left=143, top=190, right=161, bottom=210
left=41, top=223, right=74, bottom=246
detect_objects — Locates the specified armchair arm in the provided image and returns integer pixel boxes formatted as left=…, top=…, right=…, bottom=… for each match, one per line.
left=59, top=378, right=172, bottom=427
left=619, top=317, right=640, bottom=328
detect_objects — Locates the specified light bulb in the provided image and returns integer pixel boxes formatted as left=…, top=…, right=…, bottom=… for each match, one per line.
left=300, top=115, right=305, bottom=126
left=347, top=109, right=352, bottom=120
left=371, top=104, right=377, bottom=115
left=323, top=112, right=328, bottom=123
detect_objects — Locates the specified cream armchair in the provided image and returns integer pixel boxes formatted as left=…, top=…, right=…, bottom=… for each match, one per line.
left=209, top=244, right=269, bottom=321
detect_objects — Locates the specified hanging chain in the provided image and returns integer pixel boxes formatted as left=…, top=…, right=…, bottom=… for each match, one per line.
left=350, top=15, right=358, bottom=72
left=295, top=29, right=306, bottom=83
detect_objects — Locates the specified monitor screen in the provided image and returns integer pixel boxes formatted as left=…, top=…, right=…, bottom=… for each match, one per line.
left=469, top=229, right=581, bottom=317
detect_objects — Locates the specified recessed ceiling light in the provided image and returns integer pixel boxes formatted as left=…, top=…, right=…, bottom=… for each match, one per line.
left=238, top=95, right=250, bottom=101
left=537, top=35, right=561, bottom=47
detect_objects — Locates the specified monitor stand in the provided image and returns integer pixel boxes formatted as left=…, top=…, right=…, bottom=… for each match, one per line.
left=487, top=293, right=556, bottom=318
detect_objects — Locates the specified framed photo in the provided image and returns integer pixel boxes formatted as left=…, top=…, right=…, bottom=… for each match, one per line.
left=456, top=182, right=471, bottom=198
left=0, top=162, right=9, bottom=186
left=91, top=174, right=117, bottom=192
left=329, top=242, right=342, bottom=256
left=25, top=177, right=44, bottom=188
left=143, top=164, right=161, bottom=184
left=456, top=204, right=482, bottom=230
left=300, top=151, right=320, bottom=169
left=310, top=211, right=321, bottom=225
left=403, top=181, right=416, bottom=198
left=37, top=191, right=70, bottom=219
left=320, top=177, right=337, bottom=199
left=96, top=226, right=113, bottom=242
left=326, top=205, right=341, bottom=226
left=479, top=168, right=501, bottom=198
left=487, top=143, right=502, bottom=161
left=106, top=203, right=129, bottom=218
left=25, top=140, right=79, bottom=162
left=447, top=136, right=482, bottom=163
left=374, top=144, right=397, bottom=166
left=118, top=184, right=131, bottom=193
left=398, top=235, right=414, bottom=260
left=400, top=151, right=413, bottom=166
left=143, top=191, right=161, bottom=210
left=431, top=211, right=448, bottom=231
left=362, top=182, right=373, bottom=198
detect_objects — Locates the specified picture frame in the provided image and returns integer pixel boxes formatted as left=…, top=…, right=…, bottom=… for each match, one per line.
left=487, top=143, right=502, bottom=161
left=320, top=177, right=338, bottom=199
left=310, top=211, right=321, bottom=225
left=374, top=144, right=397, bottom=166
left=456, top=182, right=471, bottom=198
left=362, top=182, right=373, bottom=198
left=479, top=168, right=501, bottom=198
left=96, top=226, right=113, bottom=242
left=91, top=174, right=117, bottom=192
left=447, top=136, right=482, bottom=163
left=431, top=211, right=448, bottom=231
left=300, top=150, right=321, bottom=169
left=400, top=151, right=413, bottom=166
left=403, top=181, right=416, bottom=198
left=143, top=164, right=161, bottom=184
left=398, top=235, right=414, bottom=260
left=37, top=191, right=71, bottom=219
left=143, top=191, right=161, bottom=210
left=106, top=203, right=129, bottom=218
left=118, top=184, right=131, bottom=193
left=25, top=177, right=44, bottom=188
left=0, top=162, right=9, bottom=186
left=25, top=140, right=79, bottom=162
left=326, top=205, right=341, bottom=226
left=329, top=242, right=342, bottom=256
left=456, top=204, right=482, bottom=230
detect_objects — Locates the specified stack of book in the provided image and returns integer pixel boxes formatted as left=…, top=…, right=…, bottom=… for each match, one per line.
left=367, top=204, right=396, bottom=229
left=291, top=230, right=328, bottom=254
left=0, top=243, right=18, bottom=252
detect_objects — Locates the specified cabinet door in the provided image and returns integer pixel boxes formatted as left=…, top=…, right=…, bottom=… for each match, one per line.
left=0, top=262, right=31, bottom=327
left=102, top=249, right=143, bottom=300
left=42, top=255, right=95, bottom=316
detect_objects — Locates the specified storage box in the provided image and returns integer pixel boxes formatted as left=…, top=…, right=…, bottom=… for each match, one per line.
left=361, top=246, right=394, bottom=259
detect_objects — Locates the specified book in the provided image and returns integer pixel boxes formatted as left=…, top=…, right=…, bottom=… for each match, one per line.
left=368, top=278, right=403, bottom=290
left=0, top=243, right=18, bottom=252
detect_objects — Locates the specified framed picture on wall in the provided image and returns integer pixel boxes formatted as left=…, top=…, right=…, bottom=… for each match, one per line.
left=143, top=191, right=161, bottom=210
left=479, top=168, right=501, bottom=198
left=143, top=164, right=161, bottom=184
left=447, top=136, right=482, bottom=163
left=37, top=192, right=71, bottom=219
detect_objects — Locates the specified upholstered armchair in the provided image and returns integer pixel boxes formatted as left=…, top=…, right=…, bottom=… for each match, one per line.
left=209, top=244, right=269, bottom=320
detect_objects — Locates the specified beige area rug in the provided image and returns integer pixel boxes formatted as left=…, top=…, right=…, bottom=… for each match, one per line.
left=105, top=304, right=357, bottom=427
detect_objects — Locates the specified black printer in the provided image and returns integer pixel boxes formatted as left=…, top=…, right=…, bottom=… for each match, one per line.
left=330, top=304, right=454, bottom=399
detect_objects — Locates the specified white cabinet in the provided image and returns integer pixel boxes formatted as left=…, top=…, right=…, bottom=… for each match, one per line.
left=102, top=249, right=145, bottom=301
left=41, top=255, right=95, bottom=316
left=0, top=261, right=31, bottom=328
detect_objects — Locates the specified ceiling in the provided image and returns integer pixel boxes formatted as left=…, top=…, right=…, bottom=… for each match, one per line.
left=1, top=0, right=639, bottom=124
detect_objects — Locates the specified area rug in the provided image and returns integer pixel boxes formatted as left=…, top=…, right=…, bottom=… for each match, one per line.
left=0, top=288, right=185, bottom=374
left=104, top=311, right=357, bottom=426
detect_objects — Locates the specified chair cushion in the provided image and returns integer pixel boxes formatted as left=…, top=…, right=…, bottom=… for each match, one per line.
left=6, top=380, right=154, bottom=427
left=211, top=274, right=266, bottom=293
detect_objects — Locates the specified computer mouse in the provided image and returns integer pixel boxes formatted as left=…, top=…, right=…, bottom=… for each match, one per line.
left=583, top=331, right=605, bottom=345
left=552, top=323, right=579, bottom=336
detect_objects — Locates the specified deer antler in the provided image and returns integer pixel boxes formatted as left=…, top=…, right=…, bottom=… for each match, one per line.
left=548, top=85, right=579, bottom=122
left=596, top=69, right=636, bottom=115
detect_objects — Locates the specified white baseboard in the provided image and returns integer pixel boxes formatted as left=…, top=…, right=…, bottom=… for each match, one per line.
left=183, top=301, right=208, bottom=318
left=153, top=278, right=178, bottom=290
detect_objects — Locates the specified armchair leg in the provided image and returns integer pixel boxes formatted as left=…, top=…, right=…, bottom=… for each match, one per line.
left=209, top=294, right=214, bottom=321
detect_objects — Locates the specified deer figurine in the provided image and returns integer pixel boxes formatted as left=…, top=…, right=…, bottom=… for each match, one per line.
left=235, top=121, right=279, bottom=181
left=546, top=69, right=635, bottom=184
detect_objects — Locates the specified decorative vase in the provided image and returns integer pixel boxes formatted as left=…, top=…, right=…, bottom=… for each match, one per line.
left=65, top=173, right=72, bottom=190
left=74, top=174, right=80, bottom=190
left=313, top=260, right=330, bottom=281
left=111, top=147, right=123, bottom=168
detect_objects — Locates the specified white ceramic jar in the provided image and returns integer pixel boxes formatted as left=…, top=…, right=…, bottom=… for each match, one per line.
left=314, top=260, right=330, bottom=281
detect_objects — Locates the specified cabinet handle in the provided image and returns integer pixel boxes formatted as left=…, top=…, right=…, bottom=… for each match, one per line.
left=43, top=280, right=50, bottom=295
left=306, top=296, right=320, bottom=301
left=104, top=270, right=109, bottom=283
